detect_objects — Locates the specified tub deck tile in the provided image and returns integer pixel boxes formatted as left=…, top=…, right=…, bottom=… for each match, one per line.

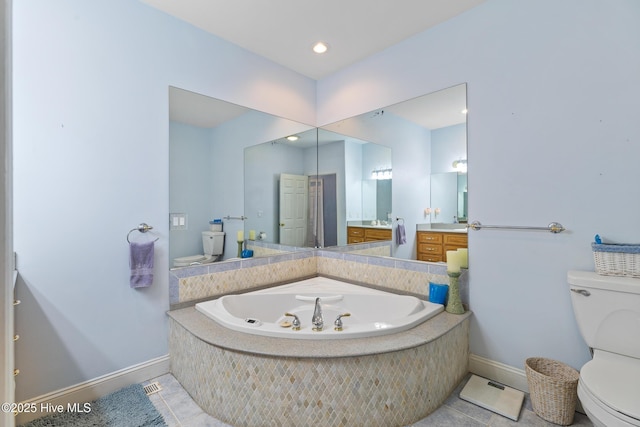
left=169, top=312, right=470, bottom=427
left=167, top=306, right=471, bottom=358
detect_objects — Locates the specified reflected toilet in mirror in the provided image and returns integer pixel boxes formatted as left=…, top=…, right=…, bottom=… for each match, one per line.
left=173, top=231, right=225, bottom=267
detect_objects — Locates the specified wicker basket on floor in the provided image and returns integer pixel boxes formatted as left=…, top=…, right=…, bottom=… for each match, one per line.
left=525, top=357, right=579, bottom=425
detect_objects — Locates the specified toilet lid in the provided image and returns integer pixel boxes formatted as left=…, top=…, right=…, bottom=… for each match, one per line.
left=173, top=254, right=207, bottom=266
left=580, top=351, right=640, bottom=421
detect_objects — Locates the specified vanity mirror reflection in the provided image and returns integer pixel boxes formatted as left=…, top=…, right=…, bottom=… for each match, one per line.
left=243, top=128, right=392, bottom=250
left=315, top=128, right=393, bottom=247
left=243, top=128, right=319, bottom=249
left=168, top=83, right=467, bottom=269
left=168, top=86, right=314, bottom=266
left=321, top=83, right=468, bottom=260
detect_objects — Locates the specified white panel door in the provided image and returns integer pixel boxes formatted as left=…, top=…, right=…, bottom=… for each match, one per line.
left=279, top=174, right=308, bottom=246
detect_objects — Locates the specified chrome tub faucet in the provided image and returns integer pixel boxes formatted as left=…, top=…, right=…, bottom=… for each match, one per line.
left=312, top=297, right=323, bottom=331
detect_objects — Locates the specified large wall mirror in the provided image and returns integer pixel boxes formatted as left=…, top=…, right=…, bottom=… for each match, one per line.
left=168, top=86, right=314, bottom=266
left=168, top=83, right=467, bottom=268
left=320, top=84, right=468, bottom=259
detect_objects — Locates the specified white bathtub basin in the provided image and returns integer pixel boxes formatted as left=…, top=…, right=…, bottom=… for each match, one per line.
left=195, top=277, right=443, bottom=339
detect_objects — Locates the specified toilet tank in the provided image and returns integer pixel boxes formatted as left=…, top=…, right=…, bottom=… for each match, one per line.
left=568, top=270, right=640, bottom=359
left=202, top=231, right=225, bottom=256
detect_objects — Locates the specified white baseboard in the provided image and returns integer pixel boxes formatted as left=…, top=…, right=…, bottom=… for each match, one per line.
left=16, top=355, right=170, bottom=425
left=469, top=353, right=529, bottom=393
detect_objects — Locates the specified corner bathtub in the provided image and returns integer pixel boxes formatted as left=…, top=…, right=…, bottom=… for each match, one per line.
left=195, top=277, right=443, bottom=339
left=169, top=276, right=470, bottom=426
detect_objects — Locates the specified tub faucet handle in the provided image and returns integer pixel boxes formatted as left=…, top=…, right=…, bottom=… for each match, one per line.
left=284, top=313, right=301, bottom=330
left=334, top=313, right=351, bottom=331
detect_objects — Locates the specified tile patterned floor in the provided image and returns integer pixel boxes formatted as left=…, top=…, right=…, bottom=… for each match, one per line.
left=143, top=373, right=594, bottom=427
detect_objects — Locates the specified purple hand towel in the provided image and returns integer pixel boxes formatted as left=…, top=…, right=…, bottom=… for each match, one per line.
left=396, top=224, right=406, bottom=245
left=130, top=241, right=154, bottom=288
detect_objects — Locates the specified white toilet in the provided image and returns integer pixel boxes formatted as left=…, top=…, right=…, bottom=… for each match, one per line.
left=173, top=231, right=225, bottom=267
left=567, top=270, right=640, bottom=427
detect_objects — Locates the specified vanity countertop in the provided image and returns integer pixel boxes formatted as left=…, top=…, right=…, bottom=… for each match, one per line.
left=416, top=224, right=468, bottom=233
left=347, top=221, right=392, bottom=230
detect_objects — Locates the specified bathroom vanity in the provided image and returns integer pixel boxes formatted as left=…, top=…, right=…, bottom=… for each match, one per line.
left=416, top=228, right=467, bottom=262
left=347, top=225, right=392, bottom=244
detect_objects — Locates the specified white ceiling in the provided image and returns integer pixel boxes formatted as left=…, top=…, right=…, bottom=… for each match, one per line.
left=161, top=2, right=474, bottom=130
left=141, top=0, right=485, bottom=80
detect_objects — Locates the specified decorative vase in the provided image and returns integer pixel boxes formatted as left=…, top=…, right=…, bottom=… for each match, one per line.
left=446, top=271, right=465, bottom=314
left=237, top=241, right=243, bottom=258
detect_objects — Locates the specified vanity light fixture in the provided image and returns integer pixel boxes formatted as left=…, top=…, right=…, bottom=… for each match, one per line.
left=286, top=135, right=299, bottom=142
left=312, top=41, right=329, bottom=54
left=371, top=168, right=392, bottom=180
left=452, top=159, right=467, bottom=173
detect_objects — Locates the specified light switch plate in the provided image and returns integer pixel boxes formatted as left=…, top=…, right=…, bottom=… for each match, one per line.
left=170, top=213, right=187, bottom=230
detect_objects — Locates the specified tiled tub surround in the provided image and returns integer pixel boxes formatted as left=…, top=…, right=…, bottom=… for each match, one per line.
left=316, top=250, right=466, bottom=297
left=170, top=248, right=466, bottom=306
left=169, top=250, right=317, bottom=305
left=168, top=306, right=470, bottom=426
left=245, top=241, right=316, bottom=258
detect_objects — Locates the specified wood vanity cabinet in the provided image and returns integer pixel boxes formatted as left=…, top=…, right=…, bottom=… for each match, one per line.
left=347, top=226, right=365, bottom=244
left=347, top=226, right=392, bottom=244
left=417, top=231, right=467, bottom=262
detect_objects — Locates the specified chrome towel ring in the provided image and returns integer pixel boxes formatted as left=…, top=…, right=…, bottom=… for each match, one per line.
left=127, top=223, right=159, bottom=243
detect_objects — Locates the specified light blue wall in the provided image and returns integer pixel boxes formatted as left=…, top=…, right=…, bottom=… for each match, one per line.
left=344, top=141, right=363, bottom=225
left=431, top=124, right=466, bottom=174
left=317, top=0, right=640, bottom=371
left=13, top=0, right=315, bottom=400
left=169, top=122, right=213, bottom=262
left=13, top=0, right=640, bottom=403
left=317, top=141, right=346, bottom=245
left=245, top=141, right=307, bottom=244
left=430, top=124, right=467, bottom=223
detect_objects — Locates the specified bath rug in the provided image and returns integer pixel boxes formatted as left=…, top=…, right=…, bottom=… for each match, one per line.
left=19, top=383, right=167, bottom=427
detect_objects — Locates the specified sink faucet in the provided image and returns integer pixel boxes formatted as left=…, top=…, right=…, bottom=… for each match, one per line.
left=312, top=297, right=323, bottom=331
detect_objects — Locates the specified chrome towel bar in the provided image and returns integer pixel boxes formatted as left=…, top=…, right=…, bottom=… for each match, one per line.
left=223, top=215, right=248, bottom=220
left=468, top=221, right=565, bottom=234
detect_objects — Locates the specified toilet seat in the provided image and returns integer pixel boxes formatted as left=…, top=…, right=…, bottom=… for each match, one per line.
left=173, top=254, right=214, bottom=267
left=579, top=351, right=640, bottom=426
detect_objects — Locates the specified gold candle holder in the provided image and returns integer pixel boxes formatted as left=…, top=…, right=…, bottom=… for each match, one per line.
left=446, top=271, right=465, bottom=314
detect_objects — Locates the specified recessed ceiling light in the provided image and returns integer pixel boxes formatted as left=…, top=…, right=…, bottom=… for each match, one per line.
left=461, top=109, right=468, bottom=114
left=312, top=42, right=329, bottom=54
left=286, top=135, right=299, bottom=142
